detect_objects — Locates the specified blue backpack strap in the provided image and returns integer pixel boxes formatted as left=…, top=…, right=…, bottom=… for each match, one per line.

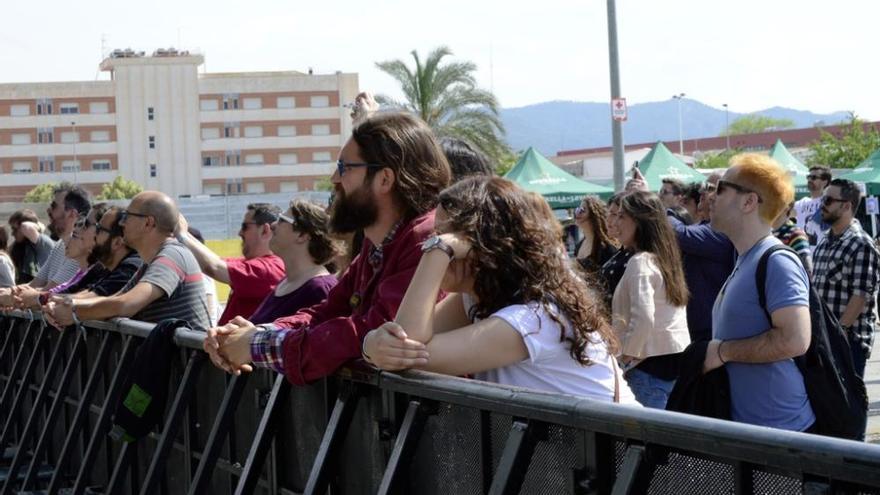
left=755, top=244, right=801, bottom=319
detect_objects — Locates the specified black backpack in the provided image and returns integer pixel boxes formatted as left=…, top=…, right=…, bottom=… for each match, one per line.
left=756, top=245, right=868, bottom=440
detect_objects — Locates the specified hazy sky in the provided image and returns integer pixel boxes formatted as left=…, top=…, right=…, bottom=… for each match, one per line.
left=2, top=0, right=878, bottom=119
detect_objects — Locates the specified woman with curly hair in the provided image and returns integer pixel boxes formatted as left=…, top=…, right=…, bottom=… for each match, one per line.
left=574, top=196, right=619, bottom=273
left=611, top=191, right=690, bottom=408
left=363, top=176, right=636, bottom=403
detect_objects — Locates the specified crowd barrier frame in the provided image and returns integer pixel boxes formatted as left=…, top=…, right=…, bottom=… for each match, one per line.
left=1, top=310, right=880, bottom=494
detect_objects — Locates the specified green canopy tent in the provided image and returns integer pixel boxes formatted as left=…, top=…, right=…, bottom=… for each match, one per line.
left=504, top=147, right=613, bottom=208
left=636, top=142, right=706, bottom=191
left=839, top=148, right=880, bottom=195
left=768, top=139, right=810, bottom=196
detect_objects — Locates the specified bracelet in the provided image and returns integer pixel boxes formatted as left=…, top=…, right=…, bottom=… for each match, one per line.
left=717, top=340, right=726, bottom=365
left=71, top=305, right=82, bottom=326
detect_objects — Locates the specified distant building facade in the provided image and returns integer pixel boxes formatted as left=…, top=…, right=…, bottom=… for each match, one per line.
left=0, top=49, right=359, bottom=201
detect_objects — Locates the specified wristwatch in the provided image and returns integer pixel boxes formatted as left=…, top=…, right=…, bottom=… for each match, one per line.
left=421, top=235, right=455, bottom=260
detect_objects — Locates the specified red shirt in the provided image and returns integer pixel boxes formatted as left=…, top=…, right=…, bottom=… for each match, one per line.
left=270, top=211, right=435, bottom=385
left=220, top=254, right=286, bottom=324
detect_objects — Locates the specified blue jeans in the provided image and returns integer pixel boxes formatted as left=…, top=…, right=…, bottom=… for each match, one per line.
left=625, top=367, right=676, bottom=409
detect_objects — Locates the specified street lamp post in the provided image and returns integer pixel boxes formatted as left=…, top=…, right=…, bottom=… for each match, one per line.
left=723, top=103, right=730, bottom=150
left=606, top=0, right=626, bottom=192
left=673, top=93, right=685, bottom=155
left=71, top=120, right=78, bottom=184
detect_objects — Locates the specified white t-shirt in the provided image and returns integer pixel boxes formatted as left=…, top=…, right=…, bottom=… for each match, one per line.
left=467, top=298, right=638, bottom=404
left=793, top=196, right=828, bottom=250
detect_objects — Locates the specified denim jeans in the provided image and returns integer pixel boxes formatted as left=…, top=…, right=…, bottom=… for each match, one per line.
left=625, top=367, right=676, bottom=409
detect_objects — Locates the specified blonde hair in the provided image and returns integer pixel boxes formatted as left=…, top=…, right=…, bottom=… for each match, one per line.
left=728, top=153, right=793, bottom=224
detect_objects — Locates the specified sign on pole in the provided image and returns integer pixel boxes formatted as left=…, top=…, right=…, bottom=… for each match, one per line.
left=611, top=97, right=627, bottom=122
left=866, top=196, right=879, bottom=215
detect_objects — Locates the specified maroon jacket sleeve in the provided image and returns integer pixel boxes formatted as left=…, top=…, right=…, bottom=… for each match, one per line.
left=277, top=221, right=429, bottom=385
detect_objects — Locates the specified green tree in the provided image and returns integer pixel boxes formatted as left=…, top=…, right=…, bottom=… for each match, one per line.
left=694, top=149, right=740, bottom=169
left=313, top=176, right=333, bottom=192
left=23, top=182, right=69, bottom=203
left=375, top=46, right=511, bottom=170
left=721, top=115, right=795, bottom=136
left=97, top=176, right=143, bottom=200
left=808, top=114, right=880, bottom=169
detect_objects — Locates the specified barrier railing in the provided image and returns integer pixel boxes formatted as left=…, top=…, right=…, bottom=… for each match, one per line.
left=2, top=310, right=880, bottom=494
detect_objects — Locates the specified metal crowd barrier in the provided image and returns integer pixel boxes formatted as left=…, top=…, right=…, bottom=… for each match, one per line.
left=1, top=309, right=880, bottom=494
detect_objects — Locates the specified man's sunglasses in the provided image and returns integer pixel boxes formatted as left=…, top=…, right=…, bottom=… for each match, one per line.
left=119, top=210, right=150, bottom=222
left=807, top=174, right=828, bottom=181
left=822, top=195, right=848, bottom=206
left=716, top=180, right=763, bottom=203
left=336, top=159, right=384, bottom=177
left=276, top=212, right=297, bottom=226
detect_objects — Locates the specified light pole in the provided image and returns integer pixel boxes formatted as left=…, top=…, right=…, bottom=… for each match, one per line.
left=606, top=0, right=625, bottom=191
left=673, top=93, right=685, bottom=155
left=723, top=103, right=730, bottom=150
left=71, top=120, right=78, bottom=185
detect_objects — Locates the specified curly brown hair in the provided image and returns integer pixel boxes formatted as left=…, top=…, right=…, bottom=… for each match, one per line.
left=438, top=176, right=618, bottom=365
left=287, top=200, right=343, bottom=269
left=618, top=191, right=689, bottom=307
left=576, top=196, right=618, bottom=266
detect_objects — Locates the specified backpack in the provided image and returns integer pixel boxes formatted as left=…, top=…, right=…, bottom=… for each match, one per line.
left=756, top=245, right=868, bottom=440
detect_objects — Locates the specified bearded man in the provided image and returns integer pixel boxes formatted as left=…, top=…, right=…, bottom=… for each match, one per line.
left=203, top=113, right=452, bottom=385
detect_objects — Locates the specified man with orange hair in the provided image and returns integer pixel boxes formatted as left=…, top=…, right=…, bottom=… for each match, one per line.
left=705, top=153, right=814, bottom=432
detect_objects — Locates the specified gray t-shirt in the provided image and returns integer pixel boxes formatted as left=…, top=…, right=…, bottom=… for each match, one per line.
left=0, top=255, right=15, bottom=287
left=121, top=239, right=211, bottom=330
left=32, top=239, right=80, bottom=288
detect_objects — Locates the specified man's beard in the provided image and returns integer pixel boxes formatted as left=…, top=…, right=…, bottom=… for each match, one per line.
left=91, top=238, right=113, bottom=266
left=329, top=184, right=379, bottom=234
left=821, top=208, right=840, bottom=225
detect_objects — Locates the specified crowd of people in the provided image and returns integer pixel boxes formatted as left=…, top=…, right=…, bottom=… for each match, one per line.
left=1, top=93, right=877, bottom=440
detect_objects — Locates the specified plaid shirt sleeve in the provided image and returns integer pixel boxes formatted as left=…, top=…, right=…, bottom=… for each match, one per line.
left=849, top=243, right=880, bottom=298
left=250, top=324, right=290, bottom=374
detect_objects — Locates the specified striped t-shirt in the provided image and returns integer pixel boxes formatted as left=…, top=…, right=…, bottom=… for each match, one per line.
left=32, top=239, right=80, bottom=288
left=121, top=239, right=211, bottom=330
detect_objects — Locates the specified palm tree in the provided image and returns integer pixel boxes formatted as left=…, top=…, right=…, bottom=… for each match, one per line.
left=375, top=46, right=510, bottom=168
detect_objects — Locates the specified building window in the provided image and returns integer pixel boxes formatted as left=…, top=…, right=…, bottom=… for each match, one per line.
left=60, top=131, right=79, bottom=144
left=37, top=128, right=54, bottom=144
left=280, top=181, right=299, bottom=192
left=150, top=164, right=157, bottom=177
left=312, top=151, right=332, bottom=162
left=279, top=153, right=298, bottom=165
left=203, top=184, right=222, bottom=195
left=310, top=95, right=330, bottom=108
left=39, top=157, right=55, bottom=173
left=10, top=104, right=30, bottom=117
left=225, top=179, right=243, bottom=194
left=61, top=160, right=81, bottom=172
left=223, top=123, right=240, bottom=138
left=89, top=102, right=109, bottom=114
left=244, top=153, right=263, bottom=165
left=147, top=107, right=154, bottom=120
left=148, top=136, right=155, bottom=149
left=225, top=151, right=241, bottom=166
left=92, top=160, right=111, bottom=171
left=222, top=94, right=239, bottom=110
left=242, top=97, right=262, bottom=110
left=37, top=99, right=53, bottom=115
left=276, top=96, right=295, bottom=109
left=90, top=130, right=110, bottom=142
left=11, top=133, right=32, bottom=145
left=245, top=182, right=265, bottom=194
left=200, top=99, right=219, bottom=111
left=311, top=124, right=331, bottom=136
left=12, top=161, right=33, bottom=174
left=203, top=155, right=220, bottom=167
left=201, top=127, right=220, bottom=140
left=277, top=125, right=296, bottom=137
left=243, top=126, right=263, bottom=138
left=59, top=103, right=79, bottom=114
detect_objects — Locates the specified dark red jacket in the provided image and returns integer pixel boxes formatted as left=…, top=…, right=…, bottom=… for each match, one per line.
left=271, top=211, right=435, bottom=385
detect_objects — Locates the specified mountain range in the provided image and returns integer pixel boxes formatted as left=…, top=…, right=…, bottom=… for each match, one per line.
left=499, top=99, right=851, bottom=156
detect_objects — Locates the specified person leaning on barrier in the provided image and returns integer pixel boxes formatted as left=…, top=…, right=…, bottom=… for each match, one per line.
left=203, top=112, right=451, bottom=384
left=7, top=209, right=53, bottom=285
left=361, top=176, right=637, bottom=404
left=0, top=185, right=90, bottom=306
left=176, top=203, right=285, bottom=325
left=0, top=225, right=15, bottom=288
left=812, top=178, right=880, bottom=378
left=704, top=153, right=815, bottom=432
left=43, top=191, right=211, bottom=331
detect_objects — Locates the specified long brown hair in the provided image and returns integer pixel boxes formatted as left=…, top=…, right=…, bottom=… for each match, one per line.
left=578, top=196, right=618, bottom=265
left=618, top=191, right=689, bottom=307
left=438, top=177, right=618, bottom=365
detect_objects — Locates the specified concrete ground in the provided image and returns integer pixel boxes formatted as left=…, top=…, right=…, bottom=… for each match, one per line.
left=866, top=352, right=880, bottom=443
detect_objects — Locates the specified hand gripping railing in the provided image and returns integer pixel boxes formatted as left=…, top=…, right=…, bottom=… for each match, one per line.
left=2, top=309, right=880, bottom=495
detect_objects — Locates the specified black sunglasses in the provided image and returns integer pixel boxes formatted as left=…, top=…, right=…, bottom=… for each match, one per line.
left=716, top=180, right=763, bottom=203
left=822, top=195, right=848, bottom=206
left=119, top=210, right=150, bottom=222
left=807, top=174, right=827, bottom=181
left=336, top=159, right=384, bottom=177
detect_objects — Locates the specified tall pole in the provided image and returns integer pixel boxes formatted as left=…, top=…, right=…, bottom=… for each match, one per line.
left=71, top=120, right=78, bottom=185
left=606, top=0, right=625, bottom=192
left=723, top=103, right=730, bottom=150
left=673, top=93, right=685, bottom=155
